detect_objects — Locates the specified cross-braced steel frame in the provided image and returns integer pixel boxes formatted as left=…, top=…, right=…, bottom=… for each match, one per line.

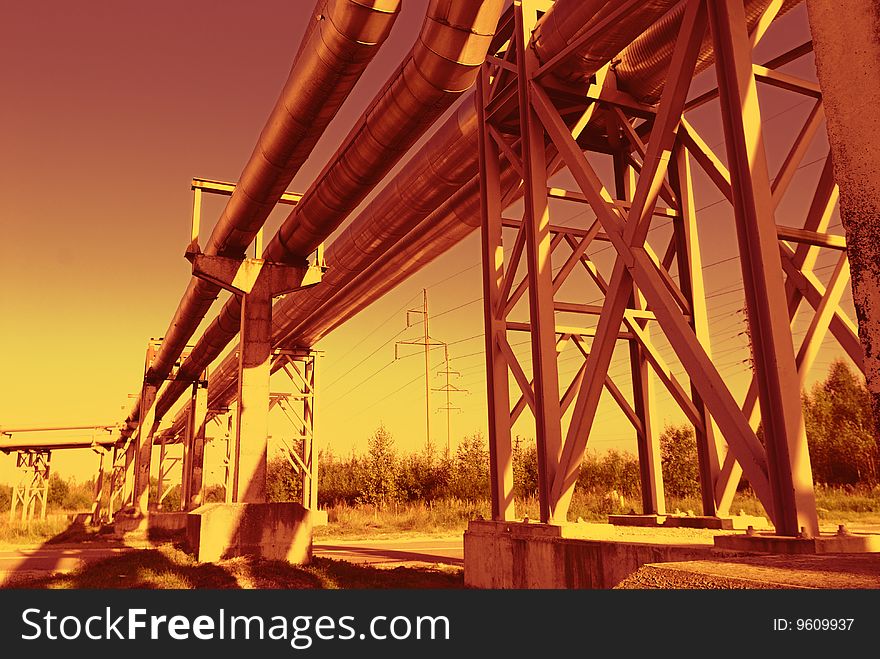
left=478, top=0, right=862, bottom=537
left=268, top=349, right=320, bottom=510
left=9, top=450, right=51, bottom=524
left=212, top=348, right=319, bottom=508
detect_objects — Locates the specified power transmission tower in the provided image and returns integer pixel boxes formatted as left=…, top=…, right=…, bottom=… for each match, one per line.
left=433, top=350, right=467, bottom=457
left=395, top=289, right=445, bottom=449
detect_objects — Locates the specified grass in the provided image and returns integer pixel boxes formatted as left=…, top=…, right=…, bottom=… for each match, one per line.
left=315, top=499, right=490, bottom=539
left=314, top=491, right=780, bottom=539
left=4, top=544, right=463, bottom=590
left=814, top=485, right=880, bottom=522
left=0, top=515, right=104, bottom=548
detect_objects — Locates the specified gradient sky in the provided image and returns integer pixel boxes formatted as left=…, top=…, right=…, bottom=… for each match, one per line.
left=0, top=2, right=855, bottom=486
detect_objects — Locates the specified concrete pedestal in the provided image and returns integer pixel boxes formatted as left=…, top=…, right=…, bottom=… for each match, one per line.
left=113, top=511, right=189, bottom=538
left=714, top=531, right=880, bottom=554
left=186, top=502, right=313, bottom=563
left=464, top=520, right=718, bottom=589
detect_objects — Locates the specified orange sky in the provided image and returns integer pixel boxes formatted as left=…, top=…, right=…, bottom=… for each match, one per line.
left=0, top=2, right=855, bottom=485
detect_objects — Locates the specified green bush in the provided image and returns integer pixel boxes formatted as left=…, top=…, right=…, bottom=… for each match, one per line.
left=0, top=484, right=11, bottom=512
left=659, top=424, right=701, bottom=498
left=267, top=455, right=302, bottom=503
left=804, top=360, right=878, bottom=486
left=577, top=449, right=641, bottom=497
left=451, top=433, right=489, bottom=502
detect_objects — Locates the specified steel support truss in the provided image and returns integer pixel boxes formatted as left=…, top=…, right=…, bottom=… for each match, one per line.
left=478, top=0, right=861, bottom=536
left=153, top=376, right=208, bottom=513
left=89, top=447, right=110, bottom=524
left=107, top=444, right=127, bottom=520
left=9, top=450, right=51, bottom=524
left=268, top=349, right=320, bottom=510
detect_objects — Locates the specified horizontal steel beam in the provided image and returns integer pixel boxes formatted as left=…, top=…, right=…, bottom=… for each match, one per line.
left=191, top=178, right=302, bottom=205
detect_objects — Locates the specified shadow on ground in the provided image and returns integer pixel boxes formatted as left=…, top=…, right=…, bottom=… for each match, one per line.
left=1, top=520, right=464, bottom=589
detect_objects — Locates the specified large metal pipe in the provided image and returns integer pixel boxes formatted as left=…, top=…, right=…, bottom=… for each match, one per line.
left=283, top=0, right=804, bottom=346
left=614, top=0, right=801, bottom=103
left=167, top=0, right=803, bottom=425
left=122, top=0, right=401, bottom=434
left=153, top=0, right=506, bottom=422
left=262, top=0, right=683, bottom=345
left=165, top=0, right=681, bottom=424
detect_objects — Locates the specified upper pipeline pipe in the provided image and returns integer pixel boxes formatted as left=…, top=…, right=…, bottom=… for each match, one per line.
left=278, top=0, right=805, bottom=347
left=169, top=0, right=682, bottom=426
left=262, top=0, right=681, bottom=348
left=120, top=0, right=401, bottom=437
left=152, top=0, right=506, bottom=423
left=614, top=0, right=801, bottom=103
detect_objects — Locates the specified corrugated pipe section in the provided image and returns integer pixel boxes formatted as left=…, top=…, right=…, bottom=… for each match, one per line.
left=121, top=0, right=401, bottom=438
left=615, top=0, right=802, bottom=103
left=530, top=0, right=678, bottom=84
left=152, top=0, right=506, bottom=423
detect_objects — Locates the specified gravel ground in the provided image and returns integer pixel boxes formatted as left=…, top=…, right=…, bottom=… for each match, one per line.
left=617, top=554, right=880, bottom=589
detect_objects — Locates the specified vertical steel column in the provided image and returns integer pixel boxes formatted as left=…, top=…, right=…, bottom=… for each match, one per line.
left=302, top=356, right=318, bottom=510
left=122, top=438, right=136, bottom=508
left=234, top=278, right=272, bottom=503
left=709, top=0, right=818, bottom=536
left=108, top=445, right=123, bottom=518
left=670, top=144, right=720, bottom=515
left=515, top=1, right=564, bottom=523
left=90, top=450, right=106, bottom=524
left=186, top=380, right=208, bottom=510
left=807, top=0, right=880, bottom=440
left=9, top=454, right=23, bottom=522
left=157, top=433, right=170, bottom=511
left=38, top=452, right=50, bottom=520
left=133, top=383, right=158, bottom=515
left=224, top=404, right=237, bottom=504
left=477, top=63, right=516, bottom=522
left=615, top=155, right=666, bottom=516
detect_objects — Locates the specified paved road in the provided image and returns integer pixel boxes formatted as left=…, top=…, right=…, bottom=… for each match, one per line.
left=0, top=536, right=464, bottom=582
left=313, top=537, right=463, bottom=566
left=0, top=544, right=133, bottom=581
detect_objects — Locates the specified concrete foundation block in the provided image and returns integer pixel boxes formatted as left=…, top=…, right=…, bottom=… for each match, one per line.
left=186, top=502, right=313, bottom=564
left=113, top=511, right=189, bottom=537
left=464, top=520, right=714, bottom=589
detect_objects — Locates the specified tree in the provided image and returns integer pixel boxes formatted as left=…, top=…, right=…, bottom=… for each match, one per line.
left=803, top=360, right=878, bottom=486
left=512, top=436, right=538, bottom=498
left=659, top=424, right=700, bottom=498
left=360, top=425, right=399, bottom=507
left=267, top=455, right=302, bottom=502
left=452, top=432, right=489, bottom=501
left=47, top=473, right=69, bottom=508
left=0, top=484, right=11, bottom=512
left=318, top=448, right=365, bottom=506
left=397, top=442, right=451, bottom=503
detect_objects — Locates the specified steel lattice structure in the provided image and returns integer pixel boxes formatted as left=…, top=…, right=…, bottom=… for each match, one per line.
left=476, top=0, right=861, bottom=536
